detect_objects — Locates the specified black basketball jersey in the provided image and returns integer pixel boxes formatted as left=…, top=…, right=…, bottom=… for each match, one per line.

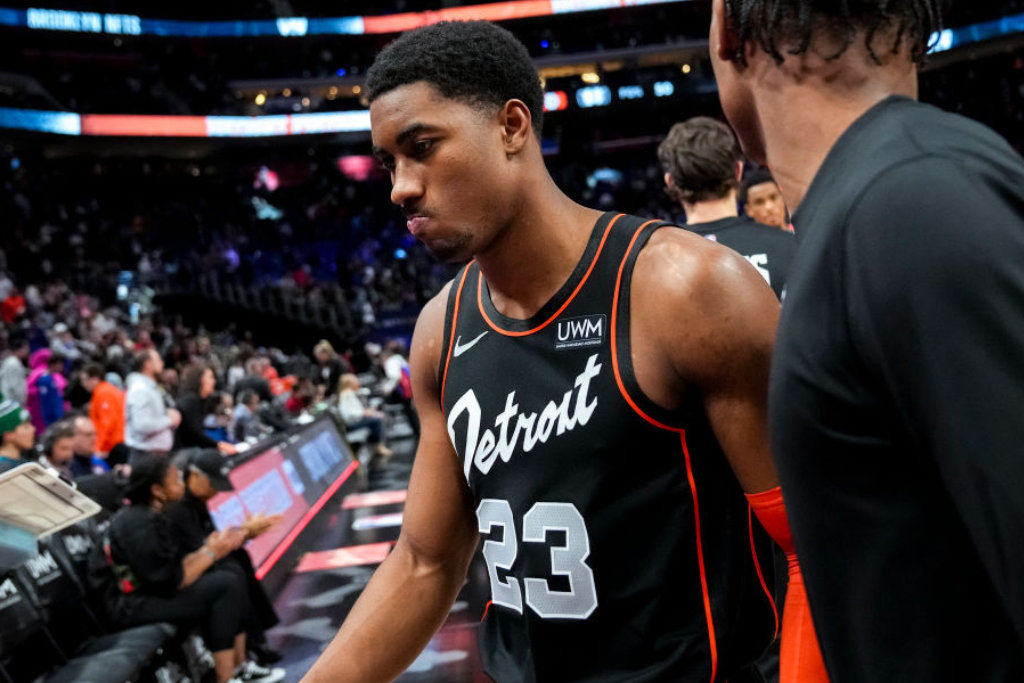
left=684, top=216, right=796, bottom=301
left=439, top=212, right=777, bottom=683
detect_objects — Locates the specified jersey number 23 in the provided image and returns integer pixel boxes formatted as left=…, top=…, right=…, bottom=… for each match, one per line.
left=477, top=499, right=598, bottom=620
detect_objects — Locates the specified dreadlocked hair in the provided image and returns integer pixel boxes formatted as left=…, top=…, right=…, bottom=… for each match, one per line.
left=723, top=0, right=942, bottom=65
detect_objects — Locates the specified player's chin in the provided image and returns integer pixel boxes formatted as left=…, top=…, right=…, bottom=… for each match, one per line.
left=421, top=233, right=473, bottom=264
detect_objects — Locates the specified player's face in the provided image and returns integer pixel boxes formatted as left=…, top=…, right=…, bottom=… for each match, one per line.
left=745, top=182, right=787, bottom=228
left=371, top=82, right=516, bottom=263
left=709, top=0, right=766, bottom=164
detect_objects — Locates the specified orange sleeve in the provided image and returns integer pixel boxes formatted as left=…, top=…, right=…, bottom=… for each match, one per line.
left=746, top=486, right=830, bottom=683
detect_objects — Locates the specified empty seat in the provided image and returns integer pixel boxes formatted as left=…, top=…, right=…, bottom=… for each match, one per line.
left=0, top=570, right=53, bottom=683
left=14, top=545, right=175, bottom=682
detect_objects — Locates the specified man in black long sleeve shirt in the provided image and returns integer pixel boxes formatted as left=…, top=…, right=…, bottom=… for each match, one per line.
left=711, top=1, right=1024, bottom=681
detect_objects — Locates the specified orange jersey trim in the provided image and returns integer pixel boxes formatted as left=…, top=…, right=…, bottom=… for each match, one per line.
left=681, top=432, right=719, bottom=683
left=609, top=219, right=719, bottom=683
left=440, top=264, right=474, bottom=410
left=481, top=599, right=494, bottom=623
left=477, top=214, right=624, bottom=337
left=608, top=220, right=675, bottom=432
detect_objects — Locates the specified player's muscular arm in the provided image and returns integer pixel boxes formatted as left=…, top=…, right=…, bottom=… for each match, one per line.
left=301, top=284, right=479, bottom=683
left=633, top=230, right=829, bottom=683
left=632, top=229, right=780, bottom=494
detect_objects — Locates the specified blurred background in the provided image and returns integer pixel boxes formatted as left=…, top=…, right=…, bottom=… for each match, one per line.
left=1, top=0, right=1022, bottom=354
left=1, top=2, right=1023, bottom=682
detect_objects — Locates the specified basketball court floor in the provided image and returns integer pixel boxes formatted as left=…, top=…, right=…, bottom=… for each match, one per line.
left=264, top=438, right=493, bottom=683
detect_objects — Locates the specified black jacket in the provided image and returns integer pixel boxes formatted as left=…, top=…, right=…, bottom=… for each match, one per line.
left=174, top=392, right=218, bottom=450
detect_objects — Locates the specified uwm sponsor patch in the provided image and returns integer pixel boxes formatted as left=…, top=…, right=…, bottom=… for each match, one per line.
left=555, top=314, right=606, bottom=350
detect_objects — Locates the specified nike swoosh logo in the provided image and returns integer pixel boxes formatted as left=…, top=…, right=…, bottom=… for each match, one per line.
left=453, top=331, right=488, bottom=358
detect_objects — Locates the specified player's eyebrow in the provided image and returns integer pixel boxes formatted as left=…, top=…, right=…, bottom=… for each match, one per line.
left=373, top=122, right=441, bottom=161
left=373, top=122, right=441, bottom=165
left=395, top=122, right=439, bottom=147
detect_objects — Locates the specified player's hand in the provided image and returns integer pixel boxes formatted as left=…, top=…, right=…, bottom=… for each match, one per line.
left=217, top=441, right=238, bottom=456
left=167, top=408, right=182, bottom=428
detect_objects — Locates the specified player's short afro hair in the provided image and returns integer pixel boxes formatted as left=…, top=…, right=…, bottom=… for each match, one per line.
left=366, top=20, right=544, bottom=136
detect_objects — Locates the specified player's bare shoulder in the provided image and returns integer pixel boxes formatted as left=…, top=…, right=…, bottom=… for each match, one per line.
left=409, top=278, right=456, bottom=396
left=634, top=226, right=773, bottom=308
left=631, top=226, right=779, bottom=378
left=415, top=279, right=455, bottom=342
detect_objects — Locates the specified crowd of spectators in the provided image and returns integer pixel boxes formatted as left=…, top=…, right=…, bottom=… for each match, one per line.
left=0, top=275, right=407, bottom=478
left=2, top=34, right=1023, bottom=343
left=0, top=259, right=414, bottom=681
left=0, top=153, right=456, bottom=342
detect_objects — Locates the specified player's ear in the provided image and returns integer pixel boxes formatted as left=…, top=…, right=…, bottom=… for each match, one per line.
left=735, top=161, right=744, bottom=182
left=664, top=172, right=675, bottom=190
left=500, top=99, right=533, bottom=156
left=712, top=0, right=742, bottom=63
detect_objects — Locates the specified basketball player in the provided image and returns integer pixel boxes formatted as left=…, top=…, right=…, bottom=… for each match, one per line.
left=738, top=171, right=791, bottom=233
left=711, top=1, right=1024, bottom=681
left=302, top=21, right=825, bottom=683
left=658, top=117, right=796, bottom=300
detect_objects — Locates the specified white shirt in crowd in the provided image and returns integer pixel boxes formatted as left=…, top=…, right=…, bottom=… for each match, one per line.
left=124, top=372, right=175, bottom=452
left=0, top=354, right=27, bottom=406
left=382, top=354, right=407, bottom=396
left=227, top=364, right=245, bottom=392
left=338, top=389, right=366, bottom=426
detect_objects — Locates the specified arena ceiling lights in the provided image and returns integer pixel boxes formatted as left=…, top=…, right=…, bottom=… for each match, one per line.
left=0, top=107, right=373, bottom=137
left=3, top=1, right=692, bottom=38
left=0, top=11, right=1015, bottom=139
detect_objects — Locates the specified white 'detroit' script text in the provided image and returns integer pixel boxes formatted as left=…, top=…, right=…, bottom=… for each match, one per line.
left=447, top=354, right=602, bottom=481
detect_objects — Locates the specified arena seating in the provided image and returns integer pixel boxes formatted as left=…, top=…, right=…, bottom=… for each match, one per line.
left=0, top=519, right=181, bottom=683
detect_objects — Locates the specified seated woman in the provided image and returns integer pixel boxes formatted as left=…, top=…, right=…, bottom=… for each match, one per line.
left=337, top=374, right=391, bottom=459
left=97, top=454, right=283, bottom=683
left=167, top=448, right=284, bottom=665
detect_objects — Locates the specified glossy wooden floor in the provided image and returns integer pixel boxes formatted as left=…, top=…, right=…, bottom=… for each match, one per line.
left=265, top=436, right=494, bottom=683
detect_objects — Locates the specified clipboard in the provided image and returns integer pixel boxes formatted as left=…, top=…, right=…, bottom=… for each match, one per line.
left=0, top=463, right=102, bottom=539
